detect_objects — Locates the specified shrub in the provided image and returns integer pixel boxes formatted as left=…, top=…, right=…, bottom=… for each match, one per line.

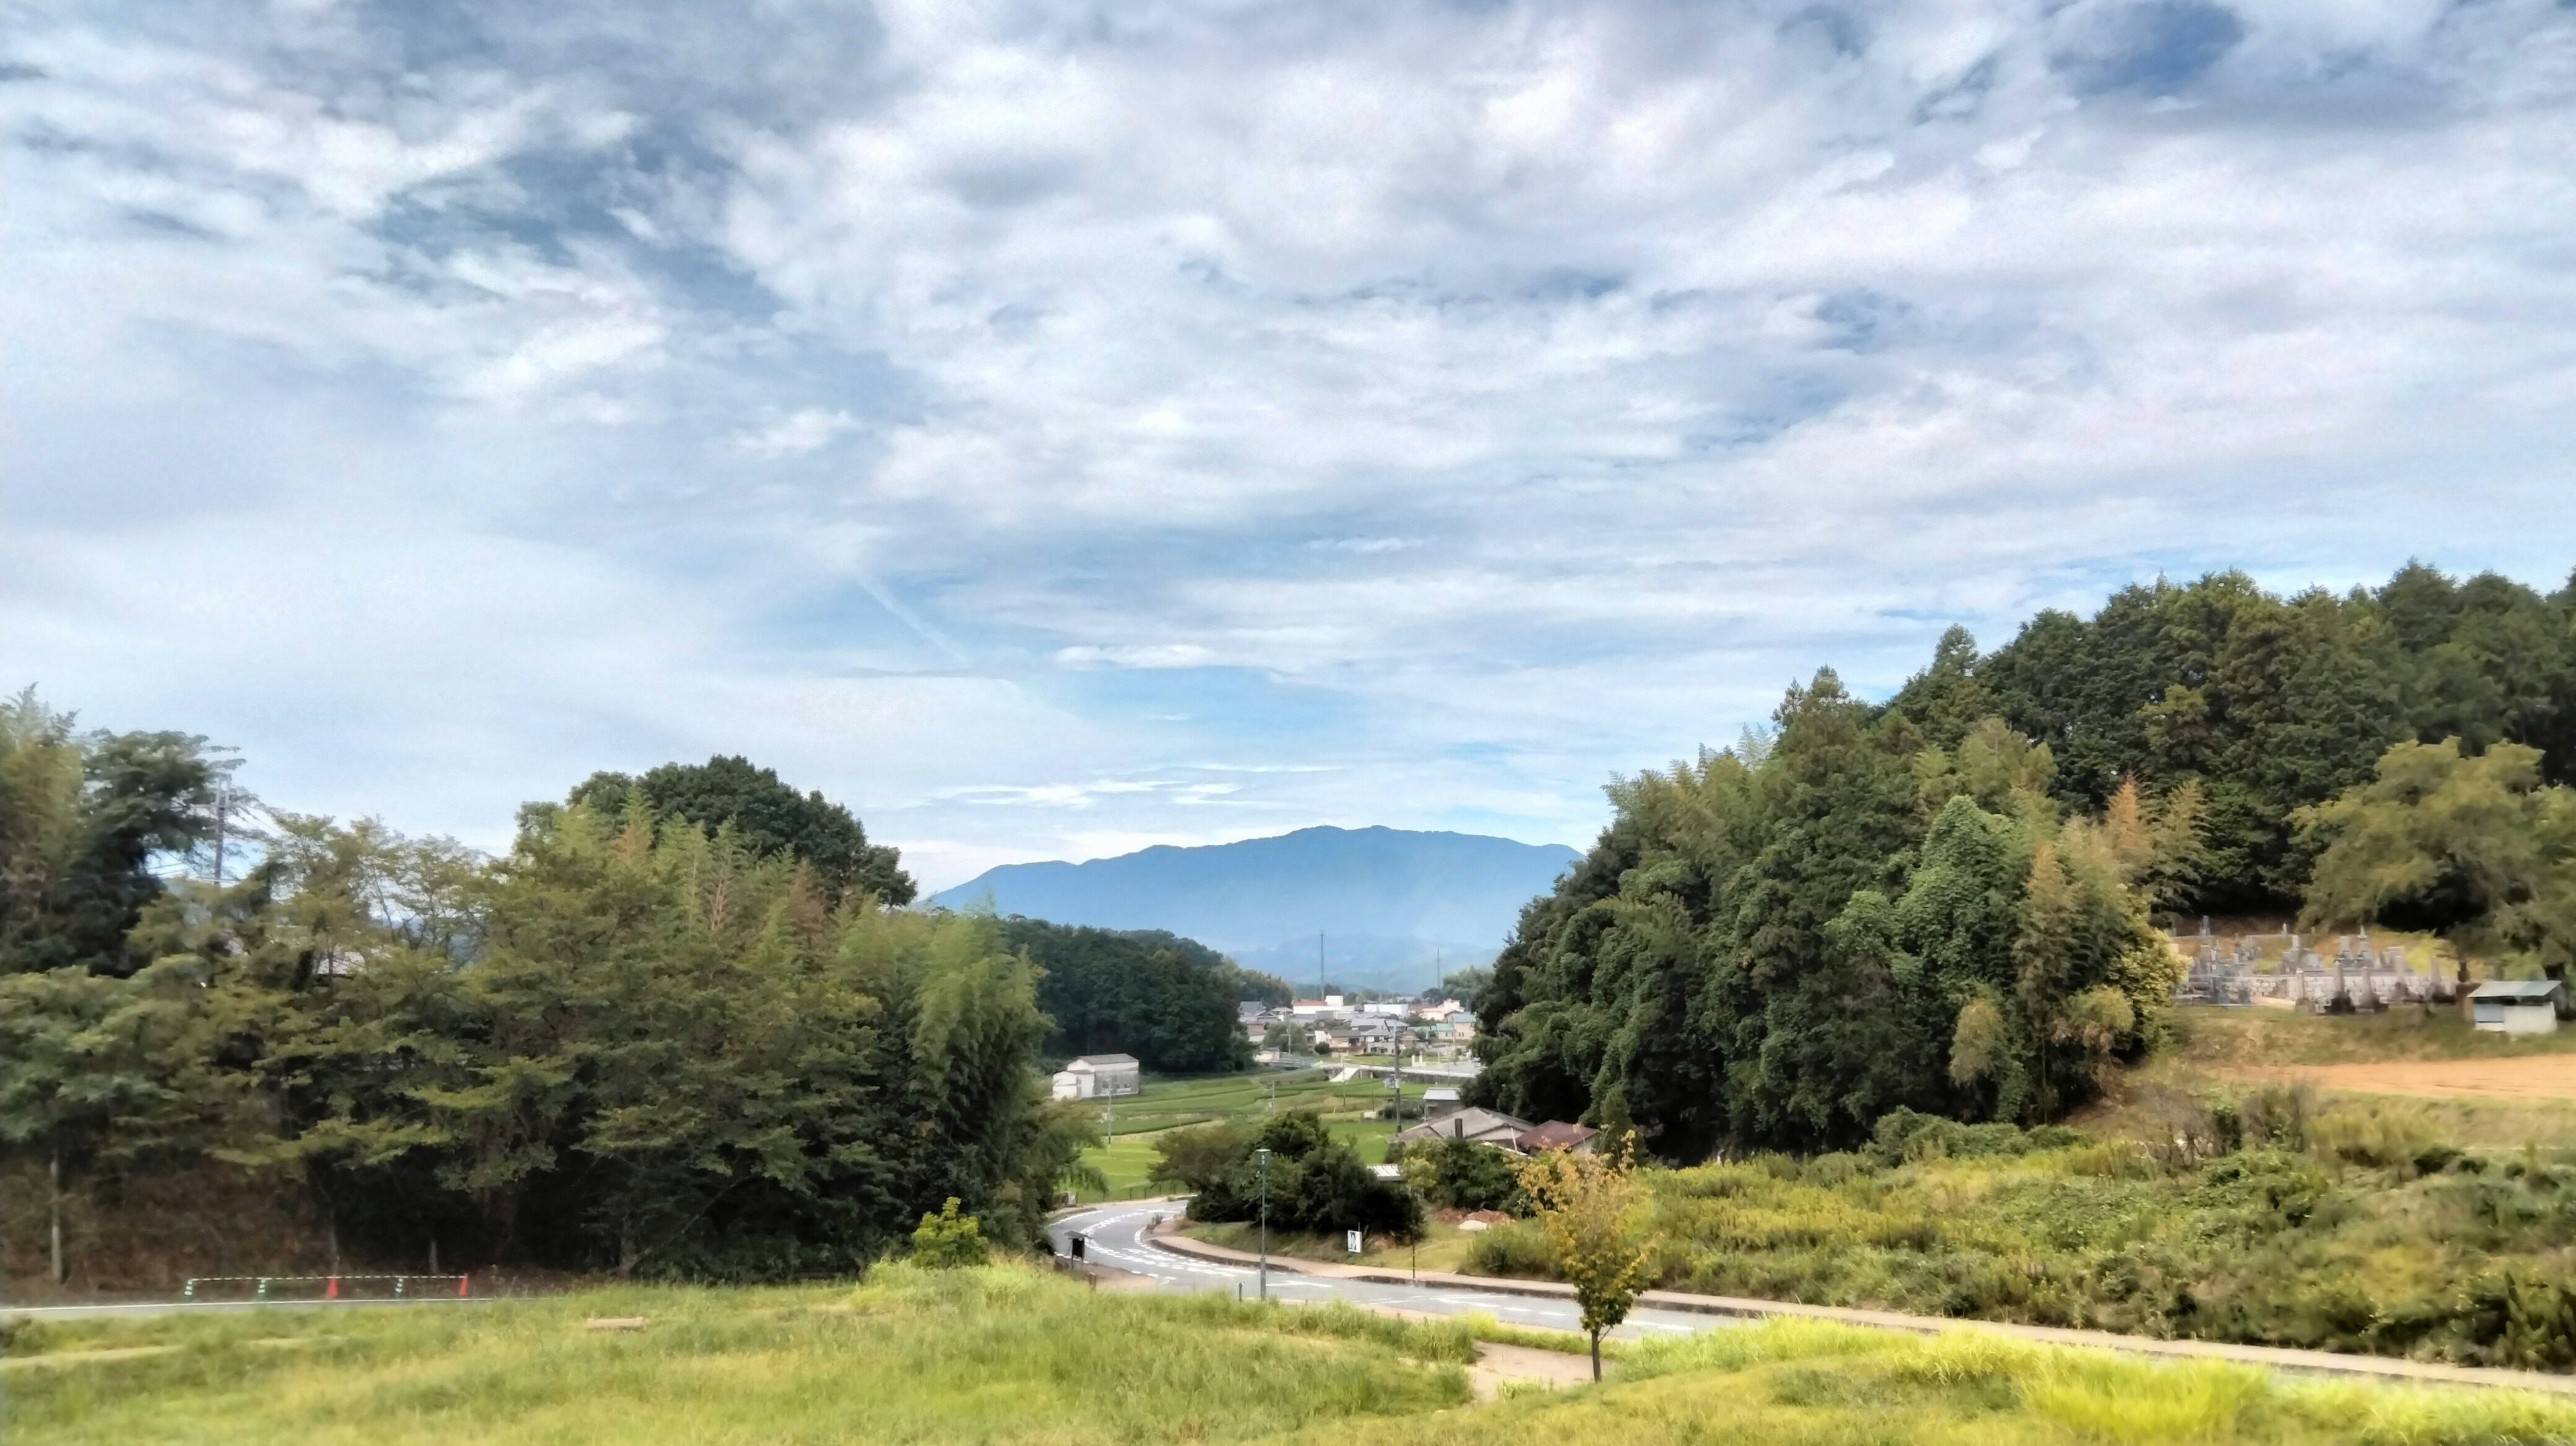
left=1462, top=1221, right=1556, bottom=1277
left=910, top=1199, right=989, bottom=1269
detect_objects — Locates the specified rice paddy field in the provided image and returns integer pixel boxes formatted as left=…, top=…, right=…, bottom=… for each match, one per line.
left=13, top=1265, right=2576, bottom=1446
left=1067, top=1066, right=1426, bottom=1201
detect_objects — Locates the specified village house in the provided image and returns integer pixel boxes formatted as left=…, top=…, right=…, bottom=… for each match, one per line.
left=1050, top=1053, right=1142, bottom=1099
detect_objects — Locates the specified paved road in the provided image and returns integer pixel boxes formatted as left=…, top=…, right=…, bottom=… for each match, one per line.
left=1047, top=1201, right=1719, bottom=1341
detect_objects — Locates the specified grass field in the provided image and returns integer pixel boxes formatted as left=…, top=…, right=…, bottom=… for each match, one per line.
left=1271, top=1318, right=2576, bottom=1446
left=16, top=1268, right=2576, bottom=1445
left=1, top=1265, right=1474, bottom=1446
left=1067, top=1067, right=1419, bottom=1201
left=2177, top=1006, right=2576, bottom=1068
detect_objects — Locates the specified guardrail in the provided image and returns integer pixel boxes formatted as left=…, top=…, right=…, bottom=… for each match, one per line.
left=180, top=1274, right=471, bottom=1302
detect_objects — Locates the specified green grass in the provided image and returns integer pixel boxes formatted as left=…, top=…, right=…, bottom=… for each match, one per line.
left=1593, top=1111, right=2576, bottom=1370
left=3, top=1264, right=1475, bottom=1445
left=17, top=1268, right=2573, bottom=1445
left=1263, top=1319, right=2576, bottom=1446
left=2176, top=1005, right=2576, bottom=1066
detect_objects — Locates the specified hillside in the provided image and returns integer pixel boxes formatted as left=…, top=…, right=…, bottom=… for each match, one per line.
left=932, top=826, right=1579, bottom=992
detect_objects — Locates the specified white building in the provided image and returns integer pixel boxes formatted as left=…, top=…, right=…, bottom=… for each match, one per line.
left=2471, top=981, right=2564, bottom=1034
left=1051, top=1054, right=1143, bottom=1099
left=1291, top=994, right=1350, bottom=1019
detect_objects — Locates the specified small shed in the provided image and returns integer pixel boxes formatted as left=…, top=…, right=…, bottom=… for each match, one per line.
left=2470, top=980, right=2564, bottom=1035
left=1420, top=1087, right=1462, bottom=1117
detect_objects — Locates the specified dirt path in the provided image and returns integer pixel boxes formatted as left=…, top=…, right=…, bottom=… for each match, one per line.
left=1467, top=1343, right=1597, bottom=1399
left=2232, top=1055, right=2576, bottom=1100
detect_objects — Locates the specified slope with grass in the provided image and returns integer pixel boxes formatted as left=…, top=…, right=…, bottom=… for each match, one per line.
left=3, top=1266, right=1474, bottom=1446
left=1264, top=1319, right=2576, bottom=1446
left=20, top=1266, right=2576, bottom=1446
left=1442, top=1107, right=2576, bottom=1371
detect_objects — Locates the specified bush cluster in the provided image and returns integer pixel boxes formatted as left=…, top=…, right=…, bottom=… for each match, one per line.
left=1611, top=1102, right=2576, bottom=1370
left=1155, top=1111, right=1421, bottom=1239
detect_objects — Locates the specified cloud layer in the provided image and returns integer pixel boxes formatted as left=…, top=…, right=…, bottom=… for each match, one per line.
left=6, top=0, right=2574, bottom=887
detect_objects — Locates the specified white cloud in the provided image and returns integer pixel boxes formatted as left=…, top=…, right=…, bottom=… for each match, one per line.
left=1052, top=645, right=1216, bottom=669
left=733, top=406, right=859, bottom=459
left=6, top=0, right=2576, bottom=881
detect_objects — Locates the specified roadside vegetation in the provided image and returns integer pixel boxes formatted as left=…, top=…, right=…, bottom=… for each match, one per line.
left=1446, top=1103, right=2576, bottom=1370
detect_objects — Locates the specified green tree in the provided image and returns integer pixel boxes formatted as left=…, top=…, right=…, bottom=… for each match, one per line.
left=569, top=755, right=914, bottom=905
left=1003, top=919, right=1251, bottom=1072
left=2296, top=738, right=2576, bottom=983
left=1, top=689, right=227, bottom=977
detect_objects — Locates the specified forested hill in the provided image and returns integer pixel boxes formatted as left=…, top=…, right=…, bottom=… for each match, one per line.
left=1469, top=561, right=2576, bottom=1162
left=933, top=826, right=1581, bottom=984
left=1887, top=563, right=2576, bottom=913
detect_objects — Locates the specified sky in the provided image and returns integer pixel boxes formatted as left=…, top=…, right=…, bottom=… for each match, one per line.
left=5, top=0, right=2575, bottom=893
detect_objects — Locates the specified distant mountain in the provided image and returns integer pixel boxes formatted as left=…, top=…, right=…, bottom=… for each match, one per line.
left=931, top=826, right=1579, bottom=993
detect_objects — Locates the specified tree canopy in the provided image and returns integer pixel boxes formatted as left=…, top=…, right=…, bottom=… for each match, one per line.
left=569, top=755, right=914, bottom=905
left=1002, top=919, right=1256, bottom=1073
left=1, top=703, right=1064, bottom=1286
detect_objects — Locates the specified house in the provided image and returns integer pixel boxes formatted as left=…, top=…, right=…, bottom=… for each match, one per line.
left=1513, top=1121, right=1601, bottom=1154
left=2471, top=980, right=2564, bottom=1034
left=1292, top=994, right=1352, bottom=1019
left=1392, top=1106, right=1531, bottom=1150
left=1051, top=1054, right=1143, bottom=1099
left=1421, top=1087, right=1462, bottom=1117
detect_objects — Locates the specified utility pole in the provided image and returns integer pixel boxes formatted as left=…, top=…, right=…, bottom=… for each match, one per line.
left=1256, top=1146, right=1272, bottom=1301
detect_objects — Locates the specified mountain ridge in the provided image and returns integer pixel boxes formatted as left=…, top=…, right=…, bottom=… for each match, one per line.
left=930, top=825, right=1579, bottom=990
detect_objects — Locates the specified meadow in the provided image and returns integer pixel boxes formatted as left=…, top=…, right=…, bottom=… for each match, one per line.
left=1, top=1264, right=1474, bottom=1446
left=16, top=1268, right=2576, bottom=1446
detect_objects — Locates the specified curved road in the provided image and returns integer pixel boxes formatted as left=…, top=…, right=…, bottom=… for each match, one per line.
left=1048, top=1201, right=1720, bottom=1341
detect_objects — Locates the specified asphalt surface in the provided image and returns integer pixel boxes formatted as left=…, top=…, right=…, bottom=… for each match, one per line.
left=1048, top=1201, right=1723, bottom=1341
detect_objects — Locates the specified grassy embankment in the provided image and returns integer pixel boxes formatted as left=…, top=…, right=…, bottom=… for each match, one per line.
left=1071, top=1067, right=1422, bottom=1201
left=16, top=1264, right=2576, bottom=1446
left=1211, top=1009, right=2576, bottom=1369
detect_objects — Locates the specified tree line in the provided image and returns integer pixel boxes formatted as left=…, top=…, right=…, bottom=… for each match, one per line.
left=0, top=699, right=1112, bottom=1284
left=1004, top=919, right=1287, bottom=1073
left=1470, top=562, right=2576, bottom=1160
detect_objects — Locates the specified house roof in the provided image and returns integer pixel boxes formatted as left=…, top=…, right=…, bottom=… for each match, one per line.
left=1392, top=1107, right=1530, bottom=1148
left=2471, top=981, right=2563, bottom=1001
left=1422, top=1088, right=1460, bottom=1102
left=1066, top=1054, right=1140, bottom=1068
left=1514, top=1121, right=1599, bottom=1152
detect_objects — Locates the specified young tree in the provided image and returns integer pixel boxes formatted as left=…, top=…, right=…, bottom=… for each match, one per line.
left=1513, top=1140, right=1655, bottom=1381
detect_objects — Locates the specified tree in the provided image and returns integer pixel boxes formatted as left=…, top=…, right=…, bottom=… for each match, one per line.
left=2296, top=738, right=2576, bottom=983
left=1, top=690, right=226, bottom=977
left=1004, top=920, right=1252, bottom=1072
left=1514, top=1140, right=1654, bottom=1381
left=568, top=756, right=914, bottom=905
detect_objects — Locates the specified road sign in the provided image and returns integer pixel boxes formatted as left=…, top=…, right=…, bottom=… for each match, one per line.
left=1345, top=1229, right=1362, bottom=1254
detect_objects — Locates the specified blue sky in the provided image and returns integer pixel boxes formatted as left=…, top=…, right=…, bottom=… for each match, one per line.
left=6, top=0, right=2574, bottom=891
